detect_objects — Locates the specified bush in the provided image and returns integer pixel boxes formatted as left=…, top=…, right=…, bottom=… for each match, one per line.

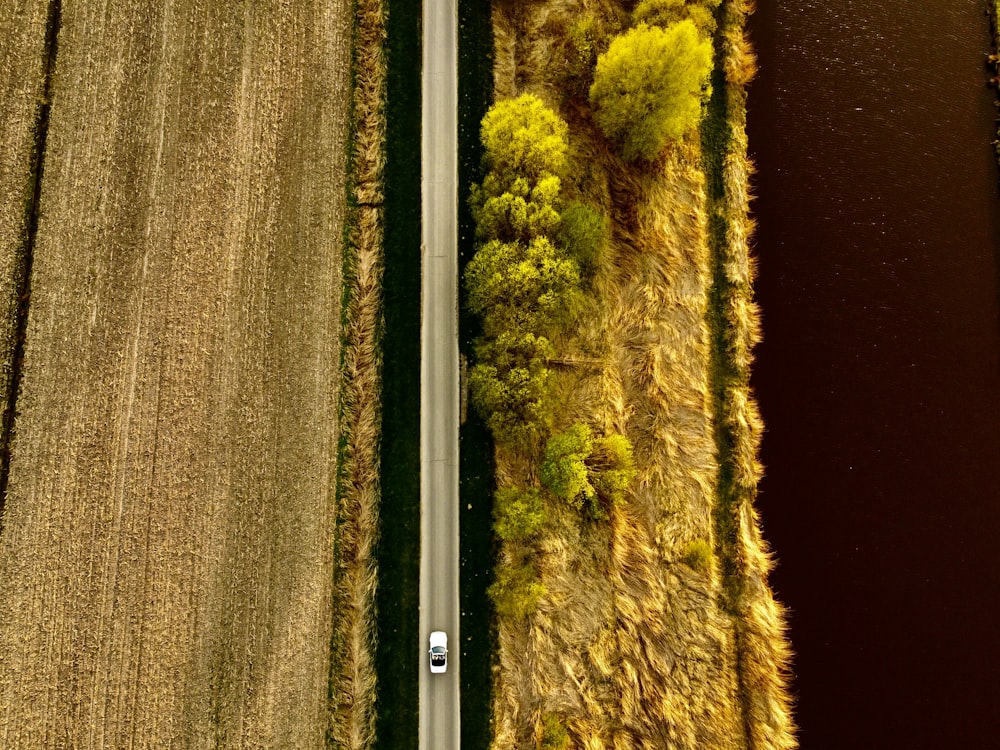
left=471, top=173, right=562, bottom=243
left=469, top=359, right=555, bottom=445
left=464, top=237, right=582, bottom=336
left=489, top=562, right=546, bottom=620
left=681, top=538, right=714, bottom=573
left=540, top=424, right=595, bottom=511
left=494, top=486, right=547, bottom=541
left=480, top=94, right=568, bottom=184
left=556, top=202, right=608, bottom=277
left=589, top=21, right=713, bottom=162
left=589, top=433, right=637, bottom=508
left=540, top=715, right=571, bottom=749
left=541, top=424, right=637, bottom=519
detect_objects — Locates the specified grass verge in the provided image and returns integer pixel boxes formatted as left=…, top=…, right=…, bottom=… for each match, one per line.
left=703, top=1, right=796, bottom=746
left=329, top=0, right=388, bottom=748
left=457, top=1, right=496, bottom=749
left=372, top=0, right=422, bottom=748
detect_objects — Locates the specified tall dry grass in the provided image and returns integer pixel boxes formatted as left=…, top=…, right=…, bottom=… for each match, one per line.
left=713, top=1, right=796, bottom=746
left=328, top=0, right=386, bottom=747
left=486, top=0, right=794, bottom=748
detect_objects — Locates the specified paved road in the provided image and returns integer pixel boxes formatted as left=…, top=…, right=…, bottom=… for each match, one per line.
left=419, top=0, right=460, bottom=748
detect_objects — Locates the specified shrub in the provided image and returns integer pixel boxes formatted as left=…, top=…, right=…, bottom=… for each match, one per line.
left=589, top=20, right=713, bottom=161
left=540, top=423, right=595, bottom=511
left=540, top=715, right=571, bottom=749
left=489, top=562, right=546, bottom=620
left=542, top=425, right=637, bottom=518
left=681, top=538, right=714, bottom=573
left=471, top=172, right=562, bottom=243
left=589, top=433, right=637, bottom=508
left=469, top=359, right=555, bottom=445
left=494, top=486, right=547, bottom=541
left=561, top=13, right=603, bottom=96
left=480, top=94, right=568, bottom=184
left=556, top=201, right=608, bottom=277
left=464, top=237, right=581, bottom=336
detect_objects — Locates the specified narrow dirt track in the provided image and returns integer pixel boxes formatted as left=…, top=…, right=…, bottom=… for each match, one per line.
left=0, top=0, right=350, bottom=746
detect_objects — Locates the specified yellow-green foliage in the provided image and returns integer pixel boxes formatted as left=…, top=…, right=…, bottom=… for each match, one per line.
left=590, top=20, right=713, bottom=161
left=490, top=562, right=546, bottom=620
left=540, top=715, right=571, bottom=749
left=494, top=486, right=547, bottom=541
left=556, top=201, right=608, bottom=276
left=465, top=237, right=581, bottom=336
left=481, top=94, right=568, bottom=182
left=634, top=0, right=721, bottom=34
left=540, top=423, right=637, bottom=519
left=682, top=538, right=714, bottom=573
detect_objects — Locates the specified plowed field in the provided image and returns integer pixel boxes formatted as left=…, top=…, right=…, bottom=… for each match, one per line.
left=0, top=0, right=350, bottom=745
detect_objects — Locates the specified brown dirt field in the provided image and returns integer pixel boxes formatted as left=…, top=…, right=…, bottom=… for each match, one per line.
left=0, top=0, right=351, bottom=746
left=487, top=1, right=792, bottom=748
left=0, top=0, right=50, bottom=481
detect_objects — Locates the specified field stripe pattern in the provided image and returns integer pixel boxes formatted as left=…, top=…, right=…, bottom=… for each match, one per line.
left=0, top=0, right=351, bottom=746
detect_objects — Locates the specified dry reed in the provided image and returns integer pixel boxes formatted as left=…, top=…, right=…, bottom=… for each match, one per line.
left=328, top=0, right=387, bottom=747
left=715, top=1, right=796, bottom=746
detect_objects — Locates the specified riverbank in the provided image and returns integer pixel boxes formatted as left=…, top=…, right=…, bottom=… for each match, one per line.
left=483, top=0, right=794, bottom=747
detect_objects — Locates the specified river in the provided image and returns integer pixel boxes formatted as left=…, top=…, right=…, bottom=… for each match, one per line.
left=746, top=0, right=1000, bottom=745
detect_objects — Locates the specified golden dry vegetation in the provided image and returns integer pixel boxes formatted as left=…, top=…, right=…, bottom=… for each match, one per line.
left=487, top=0, right=794, bottom=747
left=0, top=0, right=354, bottom=745
left=0, top=0, right=50, bottom=471
left=327, top=0, right=387, bottom=747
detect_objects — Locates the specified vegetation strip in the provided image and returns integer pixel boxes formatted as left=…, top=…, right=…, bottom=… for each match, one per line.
left=703, top=0, right=796, bottom=745
left=473, top=0, right=795, bottom=746
left=329, top=0, right=387, bottom=747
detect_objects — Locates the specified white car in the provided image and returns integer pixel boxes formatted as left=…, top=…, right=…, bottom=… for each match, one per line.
left=428, top=631, right=448, bottom=674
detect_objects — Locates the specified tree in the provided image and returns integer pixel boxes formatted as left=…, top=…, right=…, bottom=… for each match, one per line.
left=480, top=94, right=568, bottom=184
left=541, top=424, right=637, bottom=519
left=468, top=358, right=555, bottom=445
left=493, top=486, right=547, bottom=541
left=589, top=21, right=713, bottom=162
left=464, top=237, right=581, bottom=336
left=471, top=173, right=562, bottom=243
left=540, top=424, right=595, bottom=511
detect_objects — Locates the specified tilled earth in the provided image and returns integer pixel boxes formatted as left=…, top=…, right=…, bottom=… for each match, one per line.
left=0, top=0, right=350, bottom=746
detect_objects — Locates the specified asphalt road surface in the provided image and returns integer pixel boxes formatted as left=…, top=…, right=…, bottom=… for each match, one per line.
left=419, top=0, right=460, bottom=748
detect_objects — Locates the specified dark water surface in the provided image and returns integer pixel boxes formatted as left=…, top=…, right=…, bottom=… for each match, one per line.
left=746, top=0, right=1000, bottom=745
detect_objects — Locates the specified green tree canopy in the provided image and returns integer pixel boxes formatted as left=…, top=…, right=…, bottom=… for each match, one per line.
left=471, top=172, right=562, bottom=243
left=493, top=486, right=547, bottom=541
left=489, top=562, right=546, bottom=620
left=556, top=201, right=607, bottom=276
left=589, top=20, right=713, bottom=162
left=468, top=359, right=555, bottom=445
left=480, top=94, right=568, bottom=184
left=464, top=237, right=581, bottom=336
left=540, top=424, right=595, bottom=510
left=541, top=424, right=637, bottom=518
